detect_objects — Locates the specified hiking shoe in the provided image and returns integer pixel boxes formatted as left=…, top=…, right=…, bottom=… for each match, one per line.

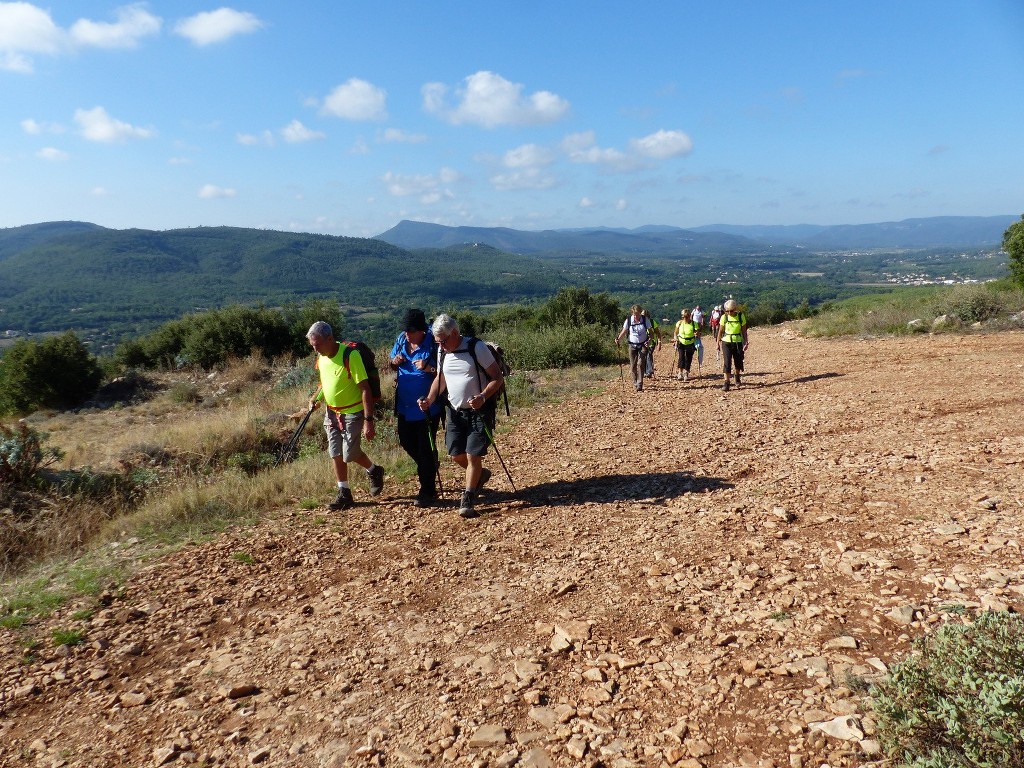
left=735, top=374, right=742, bottom=386
left=723, top=380, right=730, bottom=392
left=476, top=468, right=492, bottom=491
left=367, top=464, right=385, bottom=496
left=675, top=372, right=682, bottom=380
left=458, top=490, right=478, bottom=519
left=414, top=491, right=437, bottom=508
left=329, top=487, right=354, bottom=510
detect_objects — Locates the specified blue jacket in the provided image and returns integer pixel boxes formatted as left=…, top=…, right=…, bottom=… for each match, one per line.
left=390, top=332, right=442, bottom=420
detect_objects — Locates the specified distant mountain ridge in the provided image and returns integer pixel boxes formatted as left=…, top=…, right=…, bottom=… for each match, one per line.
left=378, top=215, right=1017, bottom=252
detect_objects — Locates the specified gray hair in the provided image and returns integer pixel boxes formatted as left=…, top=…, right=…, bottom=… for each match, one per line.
left=431, top=313, right=458, bottom=338
left=306, top=321, right=333, bottom=339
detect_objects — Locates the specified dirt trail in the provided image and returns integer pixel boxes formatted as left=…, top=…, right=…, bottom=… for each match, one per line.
left=3, top=327, right=1024, bottom=768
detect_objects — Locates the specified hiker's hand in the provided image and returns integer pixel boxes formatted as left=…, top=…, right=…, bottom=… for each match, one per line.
left=363, top=418, right=376, bottom=440
left=308, top=397, right=320, bottom=412
left=743, top=342, right=749, bottom=351
left=391, top=353, right=405, bottom=367
left=413, top=359, right=430, bottom=372
left=469, top=393, right=485, bottom=410
left=417, top=397, right=430, bottom=412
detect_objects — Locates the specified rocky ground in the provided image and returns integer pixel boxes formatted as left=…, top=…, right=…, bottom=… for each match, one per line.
left=2, top=326, right=1023, bottom=768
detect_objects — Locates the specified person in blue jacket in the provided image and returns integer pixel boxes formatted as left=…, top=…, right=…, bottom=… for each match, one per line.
left=389, top=309, right=442, bottom=507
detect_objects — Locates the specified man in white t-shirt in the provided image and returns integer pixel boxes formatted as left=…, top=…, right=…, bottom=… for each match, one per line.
left=692, top=305, right=704, bottom=328
left=420, top=313, right=504, bottom=519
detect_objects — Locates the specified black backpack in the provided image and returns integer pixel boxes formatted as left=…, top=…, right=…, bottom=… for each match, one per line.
left=443, top=336, right=512, bottom=417
left=341, top=341, right=382, bottom=403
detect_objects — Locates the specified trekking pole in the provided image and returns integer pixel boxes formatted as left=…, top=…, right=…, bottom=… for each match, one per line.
left=277, top=405, right=315, bottom=466
left=617, top=344, right=625, bottom=389
left=426, top=418, right=444, bottom=496
left=482, top=422, right=517, bottom=493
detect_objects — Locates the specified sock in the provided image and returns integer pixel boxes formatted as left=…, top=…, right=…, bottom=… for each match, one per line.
left=338, top=481, right=349, bottom=489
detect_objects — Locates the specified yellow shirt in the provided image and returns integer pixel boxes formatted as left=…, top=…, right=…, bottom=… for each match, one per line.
left=316, top=345, right=368, bottom=413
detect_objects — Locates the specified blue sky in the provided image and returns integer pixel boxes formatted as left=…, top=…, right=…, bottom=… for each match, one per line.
left=2, top=1, right=1023, bottom=237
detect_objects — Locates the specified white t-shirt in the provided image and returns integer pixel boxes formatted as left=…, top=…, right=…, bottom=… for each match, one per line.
left=692, top=308, right=704, bottom=326
left=622, top=315, right=651, bottom=345
left=441, top=337, right=497, bottom=409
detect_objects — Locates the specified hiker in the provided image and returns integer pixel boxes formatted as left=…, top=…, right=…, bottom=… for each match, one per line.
left=418, top=313, right=504, bottom=519
left=709, top=305, right=722, bottom=361
left=715, top=299, right=749, bottom=391
left=692, top=305, right=704, bottom=329
left=306, top=321, right=385, bottom=510
left=673, top=308, right=701, bottom=382
left=615, top=305, right=657, bottom=391
left=389, top=309, right=442, bottom=508
left=642, top=309, right=662, bottom=378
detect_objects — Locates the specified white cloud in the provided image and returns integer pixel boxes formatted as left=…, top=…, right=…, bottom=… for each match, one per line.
left=490, top=168, right=557, bottom=191
left=91, top=186, right=109, bottom=196
left=378, top=128, right=427, bottom=144
left=616, top=199, right=628, bottom=211
left=237, top=130, right=274, bottom=146
left=629, top=129, right=693, bottom=159
left=562, top=128, right=692, bottom=171
left=168, top=156, right=192, bottom=165
left=502, top=143, right=554, bottom=168
left=21, top=117, right=64, bottom=134
left=561, top=131, right=635, bottom=171
left=0, top=2, right=64, bottom=72
left=381, top=168, right=458, bottom=204
left=74, top=106, right=154, bottom=143
left=70, top=5, right=161, bottom=49
left=579, top=197, right=595, bottom=208
left=37, top=146, right=69, bottom=161
left=198, top=184, right=237, bottom=199
left=321, top=78, right=388, bottom=121
left=174, top=8, right=262, bottom=46
left=423, top=71, right=570, bottom=128
left=281, top=119, right=325, bottom=143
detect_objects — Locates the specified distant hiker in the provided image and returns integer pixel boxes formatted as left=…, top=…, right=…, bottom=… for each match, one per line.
left=709, top=306, right=722, bottom=361
left=419, top=313, right=504, bottom=519
left=715, top=299, right=749, bottom=391
left=673, top=308, right=701, bottom=382
left=692, top=305, right=704, bottom=329
left=642, top=309, right=662, bottom=378
left=389, top=309, right=442, bottom=508
left=615, top=305, right=656, bottom=391
left=306, top=321, right=385, bottom=510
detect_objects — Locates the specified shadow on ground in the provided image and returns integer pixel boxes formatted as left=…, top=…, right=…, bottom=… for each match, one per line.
left=465, top=471, right=733, bottom=511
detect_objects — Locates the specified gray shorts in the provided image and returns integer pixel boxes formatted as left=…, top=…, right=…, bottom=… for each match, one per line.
left=324, top=410, right=366, bottom=463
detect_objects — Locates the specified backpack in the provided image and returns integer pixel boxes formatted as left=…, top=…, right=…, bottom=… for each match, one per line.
left=341, top=341, right=382, bottom=403
left=442, top=336, right=512, bottom=417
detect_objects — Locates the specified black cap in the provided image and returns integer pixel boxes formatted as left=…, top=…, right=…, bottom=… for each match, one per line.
left=403, top=308, right=428, bottom=332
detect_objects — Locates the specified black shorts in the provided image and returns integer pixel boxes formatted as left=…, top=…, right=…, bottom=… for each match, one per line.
left=445, top=405, right=494, bottom=457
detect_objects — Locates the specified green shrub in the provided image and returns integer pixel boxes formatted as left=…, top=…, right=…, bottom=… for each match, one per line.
left=933, top=284, right=1006, bottom=324
left=114, top=300, right=344, bottom=371
left=0, top=423, right=63, bottom=487
left=495, top=324, right=617, bottom=370
left=873, top=611, right=1024, bottom=768
left=0, top=332, right=103, bottom=415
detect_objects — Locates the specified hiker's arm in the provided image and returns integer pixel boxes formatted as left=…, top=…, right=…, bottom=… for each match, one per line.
left=308, top=385, right=323, bottom=411
left=420, top=371, right=446, bottom=411
left=471, top=361, right=504, bottom=410
left=358, top=381, right=376, bottom=440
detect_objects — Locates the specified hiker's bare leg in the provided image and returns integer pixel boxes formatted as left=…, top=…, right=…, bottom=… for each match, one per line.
left=451, top=453, right=482, bottom=489
left=332, top=455, right=348, bottom=483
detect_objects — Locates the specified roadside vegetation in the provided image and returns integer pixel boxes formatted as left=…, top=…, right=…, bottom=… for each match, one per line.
left=801, top=279, right=1024, bottom=337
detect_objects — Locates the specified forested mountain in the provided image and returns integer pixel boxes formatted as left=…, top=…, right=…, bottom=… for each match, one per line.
left=0, top=225, right=557, bottom=338
left=376, top=220, right=759, bottom=254
left=380, top=215, right=1017, bottom=252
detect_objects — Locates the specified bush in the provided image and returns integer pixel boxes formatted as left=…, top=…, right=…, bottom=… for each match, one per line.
left=0, top=332, right=103, bottom=415
left=932, top=284, right=1007, bottom=324
left=114, top=300, right=344, bottom=371
left=494, top=324, right=617, bottom=370
left=873, top=611, right=1024, bottom=767
left=0, top=423, right=63, bottom=487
